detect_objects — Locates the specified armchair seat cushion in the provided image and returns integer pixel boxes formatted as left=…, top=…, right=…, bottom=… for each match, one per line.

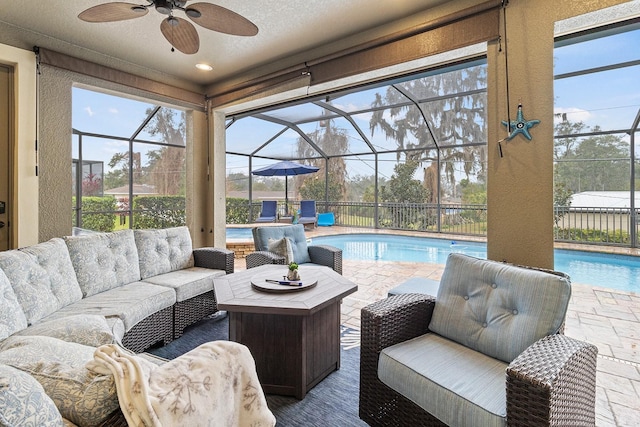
left=379, top=332, right=507, bottom=427
left=142, top=267, right=225, bottom=302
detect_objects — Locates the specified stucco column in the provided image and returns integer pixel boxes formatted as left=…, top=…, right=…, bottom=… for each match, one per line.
left=487, top=0, right=556, bottom=269
left=209, top=109, right=227, bottom=248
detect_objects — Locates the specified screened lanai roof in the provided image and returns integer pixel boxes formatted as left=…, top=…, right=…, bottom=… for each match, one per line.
left=225, top=57, right=488, bottom=167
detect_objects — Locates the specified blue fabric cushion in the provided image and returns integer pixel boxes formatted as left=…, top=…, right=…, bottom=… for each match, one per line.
left=429, top=254, right=571, bottom=363
left=253, top=225, right=311, bottom=264
left=379, top=333, right=507, bottom=427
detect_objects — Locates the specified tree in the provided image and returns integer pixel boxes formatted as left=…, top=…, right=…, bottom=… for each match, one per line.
left=379, top=160, right=429, bottom=203
left=296, top=119, right=348, bottom=202
left=554, top=121, right=629, bottom=193
left=104, top=108, right=186, bottom=196
left=368, top=65, right=488, bottom=200
left=378, top=160, right=430, bottom=229
left=143, top=108, right=186, bottom=196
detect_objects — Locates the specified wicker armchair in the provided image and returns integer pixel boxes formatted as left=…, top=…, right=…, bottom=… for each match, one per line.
left=246, top=224, right=342, bottom=274
left=359, top=255, right=598, bottom=427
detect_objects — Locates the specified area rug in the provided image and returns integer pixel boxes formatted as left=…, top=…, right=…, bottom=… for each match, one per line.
left=147, top=313, right=366, bottom=426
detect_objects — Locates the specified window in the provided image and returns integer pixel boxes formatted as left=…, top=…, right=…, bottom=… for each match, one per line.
left=72, top=87, right=186, bottom=231
left=553, top=20, right=640, bottom=245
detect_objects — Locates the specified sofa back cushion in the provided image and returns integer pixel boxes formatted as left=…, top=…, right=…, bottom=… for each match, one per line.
left=0, top=269, right=28, bottom=339
left=252, top=224, right=311, bottom=264
left=428, top=254, right=571, bottom=363
left=0, top=238, right=83, bottom=324
left=64, top=229, right=141, bottom=297
left=134, top=226, right=195, bottom=279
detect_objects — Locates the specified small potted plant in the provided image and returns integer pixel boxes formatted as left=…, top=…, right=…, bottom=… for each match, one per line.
left=287, top=262, right=300, bottom=281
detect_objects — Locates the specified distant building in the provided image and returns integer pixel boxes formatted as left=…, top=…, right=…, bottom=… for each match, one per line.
left=104, top=184, right=157, bottom=198
left=570, top=191, right=640, bottom=209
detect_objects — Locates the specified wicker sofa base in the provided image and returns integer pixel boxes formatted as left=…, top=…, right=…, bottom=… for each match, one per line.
left=121, top=306, right=174, bottom=353
left=173, top=290, right=217, bottom=339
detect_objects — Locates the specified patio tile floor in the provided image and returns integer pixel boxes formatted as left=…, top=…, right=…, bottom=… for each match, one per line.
left=232, top=226, right=640, bottom=426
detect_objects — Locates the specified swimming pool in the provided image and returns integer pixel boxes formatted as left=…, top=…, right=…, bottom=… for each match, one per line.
left=311, top=233, right=640, bottom=293
left=226, top=227, right=253, bottom=240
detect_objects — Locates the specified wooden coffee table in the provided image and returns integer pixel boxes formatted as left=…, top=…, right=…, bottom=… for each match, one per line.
left=213, top=264, right=357, bottom=399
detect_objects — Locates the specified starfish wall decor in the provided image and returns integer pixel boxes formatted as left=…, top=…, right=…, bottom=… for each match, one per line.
left=501, top=103, right=540, bottom=140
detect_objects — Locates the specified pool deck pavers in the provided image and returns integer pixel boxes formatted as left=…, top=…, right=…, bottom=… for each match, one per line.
left=232, top=226, right=640, bottom=426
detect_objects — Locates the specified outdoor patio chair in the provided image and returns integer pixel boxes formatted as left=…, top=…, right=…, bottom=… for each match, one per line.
left=359, top=253, right=598, bottom=427
left=317, top=212, right=335, bottom=226
left=298, top=200, right=317, bottom=229
left=255, top=200, right=277, bottom=223
left=246, top=224, right=342, bottom=274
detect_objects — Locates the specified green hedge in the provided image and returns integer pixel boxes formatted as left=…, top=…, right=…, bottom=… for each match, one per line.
left=133, top=196, right=186, bottom=229
left=226, top=197, right=251, bottom=224
left=74, top=196, right=117, bottom=232
left=554, top=227, right=629, bottom=244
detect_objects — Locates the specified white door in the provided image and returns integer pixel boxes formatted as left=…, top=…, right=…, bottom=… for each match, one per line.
left=0, top=65, right=11, bottom=250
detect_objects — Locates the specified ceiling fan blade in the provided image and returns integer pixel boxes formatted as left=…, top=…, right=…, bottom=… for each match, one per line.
left=160, top=17, right=199, bottom=54
left=186, top=3, right=258, bottom=36
left=78, top=2, right=148, bottom=23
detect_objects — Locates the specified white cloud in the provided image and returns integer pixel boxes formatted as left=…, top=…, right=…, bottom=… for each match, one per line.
left=553, top=107, right=592, bottom=123
left=108, top=107, right=118, bottom=114
left=84, top=106, right=94, bottom=117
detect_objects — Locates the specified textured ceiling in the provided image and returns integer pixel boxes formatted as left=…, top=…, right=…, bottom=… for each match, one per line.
left=0, top=0, right=452, bottom=90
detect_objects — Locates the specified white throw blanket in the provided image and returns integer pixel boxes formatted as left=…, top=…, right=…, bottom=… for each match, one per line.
left=87, top=342, right=276, bottom=427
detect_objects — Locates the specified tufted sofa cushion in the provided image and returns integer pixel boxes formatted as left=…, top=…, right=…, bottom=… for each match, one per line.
left=0, top=238, right=83, bottom=324
left=428, top=254, right=571, bottom=363
left=0, top=269, right=28, bottom=340
left=134, top=226, right=195, bottom=280
left=0, top=363, right=64, bottom=426
left=64, top=229, right=141, bottom=297
left=253, top=224, right=311, bottom=264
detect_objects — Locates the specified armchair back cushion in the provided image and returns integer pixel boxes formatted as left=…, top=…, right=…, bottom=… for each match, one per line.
left=134, top=226, right=195, bottom=279
left=429, top=254, right=571, bottom=363
left=65, top=229, right=141, bottom=297
left=252, top=225, right=311, bottom=264
left=0, top=238, right=83, bottom=324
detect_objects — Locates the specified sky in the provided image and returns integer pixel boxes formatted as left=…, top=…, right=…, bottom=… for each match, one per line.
left=72, top=24, right=640, bottom=186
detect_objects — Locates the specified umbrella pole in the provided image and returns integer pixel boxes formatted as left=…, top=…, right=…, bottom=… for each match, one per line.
left=285, top=176, right=288, bottom=215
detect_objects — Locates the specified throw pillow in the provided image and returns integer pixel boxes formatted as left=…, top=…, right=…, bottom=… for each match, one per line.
left=268, top=237, right=294, bottom=264
left=0, top=363, right=63, bottom=427
left=0, top=335, right=118, bottom=427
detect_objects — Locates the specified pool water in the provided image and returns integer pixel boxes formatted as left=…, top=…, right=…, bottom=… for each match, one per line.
left=311, top=234, right=640, bottom=293
left=226, top=227, right=253, bottom=239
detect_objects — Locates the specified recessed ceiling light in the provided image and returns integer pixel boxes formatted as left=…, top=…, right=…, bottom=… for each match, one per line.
left=196, top=63, right=213, bottom=71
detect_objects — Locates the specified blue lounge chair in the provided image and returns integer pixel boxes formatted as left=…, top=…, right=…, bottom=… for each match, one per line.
left=298, top=200, right=317, bottom=229
left=256, top=200, right=277, bottom=223
left=317, top=212, right=335, bottom=227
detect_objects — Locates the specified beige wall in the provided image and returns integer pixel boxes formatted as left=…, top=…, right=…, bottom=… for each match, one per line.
left=0, top=43, right=37, bottom=247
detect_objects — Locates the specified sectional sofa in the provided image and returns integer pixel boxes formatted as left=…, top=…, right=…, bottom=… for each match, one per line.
left=0, top=226, right=233, bottom=426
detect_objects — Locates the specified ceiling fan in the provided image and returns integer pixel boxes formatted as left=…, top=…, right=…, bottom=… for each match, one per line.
left=78, top=1, right=258, bottom=55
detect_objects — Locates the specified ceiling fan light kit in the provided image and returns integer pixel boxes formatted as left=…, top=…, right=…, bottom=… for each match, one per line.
left=78, top=1, right=258, bottom=54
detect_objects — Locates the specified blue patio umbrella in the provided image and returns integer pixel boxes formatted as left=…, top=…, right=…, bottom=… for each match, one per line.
left=252, top=160, right=319, bottom=211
